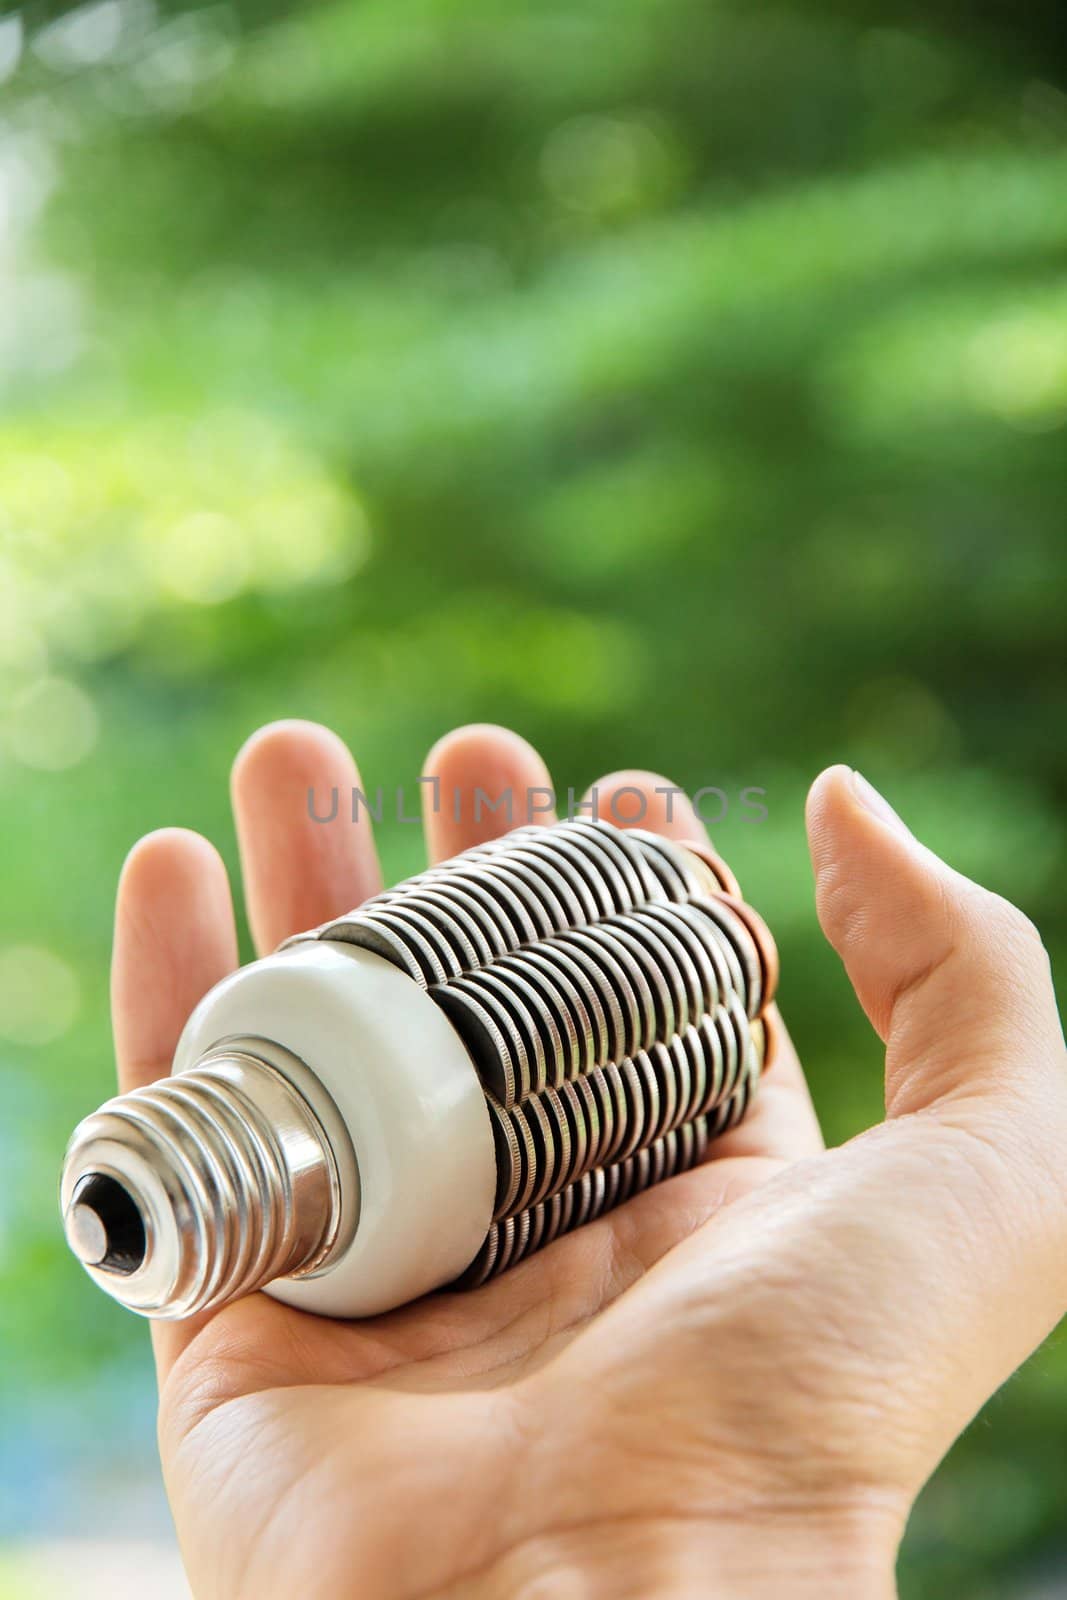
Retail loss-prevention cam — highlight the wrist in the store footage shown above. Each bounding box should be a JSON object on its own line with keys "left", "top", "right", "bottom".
{"left": 651, "top": 1506, "right": 901, "bottom": 1599}
{"left": 471, "top": 1504, "right": 902, "bottom": 1600}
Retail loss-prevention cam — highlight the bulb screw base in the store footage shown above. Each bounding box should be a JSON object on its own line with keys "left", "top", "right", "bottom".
{"left": 60, "top": 1046, "right": 347, "bottom": 1319}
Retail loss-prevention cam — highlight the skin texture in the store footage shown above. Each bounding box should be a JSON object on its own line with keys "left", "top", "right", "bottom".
{"left": 110, "top": 723, "right": 1067, "bottom": 1599}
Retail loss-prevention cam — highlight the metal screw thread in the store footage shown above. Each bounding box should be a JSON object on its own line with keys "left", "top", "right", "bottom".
{"left": 61, "top": 1050, "right": 342, "bottom": 1320}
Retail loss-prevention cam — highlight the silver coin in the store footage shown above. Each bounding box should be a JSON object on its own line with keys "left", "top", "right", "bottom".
{"left": 499, "top": 946, "right": 592, "bottom": 1082}
{"left": 331, "top": 914, "right": 430, "bottom": 987}
{"left": 671, "top": 1121, "right": 692, "bottom": 1174}
{"left": 553, "top": 821, "right": 640, "bottom": 915}
{"left": 658, "top": 1127, "right": 679, "bottom": 1182}
{"left": 537, "top": 1083, "right": 575, "bottom": 1194}
{"left": 575, "top": 1164, "right": 601, "bottom": 1222}
{"left": 491, "top": 1215, "right": 519, "bottom": 1277}
{"left": 507, "top": 834, "right": 603, "bottom": 925}
{"left": 646, "top": 1041, "right": 678, "bottom": 1145}
{"left": 570, "top": 1070, "right": 603, "bottom": 1183}
{"left": 359, "top": 904, "right": 457, "bottom": 982}
{"left": 553, "top": 1078, "right": 591, "bottom": 1189}
{"left": 519, "top": 1089, "right": 559, "bottom": 1210}
{"left": 400, "top": 883, "right": 497, "bottom": 967}
{"left": 614, "top": 1149, "right": 637, "bottom": 1207}
{"left": 554, "top": 1181, "right": 576, "bottom": 1241}
{"left": 560, "top": 925, "right": 648, "bottom": 1061}
{"left": 431, "top": 979, "right": 521, "bottom": 1104}
{"left": 589, "top": 1062, "right": 627, "bottom": 1169}
{"left": 470, "top": 858, "right": 548, "bottom": 944}
{"left": 600, "top": 1157, "right": 623, "bottom": 1212}
{"left": 715, "top": 1070, "right": 752, "bottom": 1136}
{"left": 631, "top": 1050, "right": 662, "bottom": 1158}
{"left": 585, "top": 1164, "right": 608, "bottom": 1228}
{"left": 508, "top": 1100, "right": 541, "bottom": 1214}
{"left": 484, "top": 851, "right": 568, "bottom": 937}
{"left": 692, "top": 895, "right": 762, "bottom": 1018}
{"left": 625, "top": 828, "right": 693, "bottom": 902}
{"left": 612, "top": 1056, "right": 649, "bottom": 1163}
{"left": 722, "top": 994, "right": 749, "bottom": 1099}
{"left": 495, "top": 844, "right": 586, "bottom": 931}
{"left": 460, "top": 971, "right": 540, "bottom": 1102}
{"left": 564, "top": 818, "right": 648, "bottom": 909}
{"left": 629, "top": 1145, "right": 652, "bottom": 1198}
{"left": 568, "top": 1171, "right": 592, "bottom": 1233}
{"left": 583, "top": 1065, "right": 616, "bottom": 1173}
{"left": 669, "top": 902, "right": 736, "bottom": 1011}
{"left": 661, "top": 1036, "right": 692, "bottom": 1139}
{"left": 492, "top": 953, "right": 576, "bottom": 1087}
{"left": 465, "top": 966, "right": 546, "bottom": 1098}
{"left": 703, "top": 1008, "right": 731, "bottom": 1115}
{"left": 544, "top": 932, "right": 622, "bottom": 1068}
{"left": 438, "top": 878, "right": 513, "bottom": 958}
{"left": 527, "top": 829, "right": 617, "bottom": 920}
{"left": 476, "top": 822, "right": 544, "bottom": 857}
{"left": 679, "top": 1021, "right": 711, "bottom": 1122}
{"left": 506, "top": 1207, "right": 534, "bottom": 1272}
{"left": 702, "top": 1009, "right": 729, "bottom": 1109}
{"left": 704, "top": 1096, "right": 729, "bottom": 1138}
{"left": 688, "top": 898, "right": 748, "bottom": 1005}
{"left": 575, "top": 1171, "right": 601, "bottom": 1228}
{"left": 391, "top": 889, "right": 484, "bottom": 971}
{"left": 725, "top": 990, "right": 754, "bottom": 1096}
{"left": 686, "top": 1116, "right": 708, "bottom": 1167}
{"left": 383, "top": 900, "right": 467, "bottom": 977}
{"left": 457, "top": 1223, "right": 499, "bottom": 1290}
{"left": 604, "top": 914, "right": 685, "bottom": 1040}
{"left": 634, "top": 910, "right": 705, "bottom": 1029}
{"left": 529, "top": 938, "right": 612, "bottom": 1072}
{"left": 538, "top": 1190, "right": 564, "bottom": 1252}
{"left": 487, "top": 1096, "right": 523, "bottom": 1220}
{"left": 415, "top": 863, "right": 530, "bottom": 952}
{"left": 337, "top": 915, "right": 441, "bottom": 985}
{"left": 524, "top": 1196, "right": 548, "bottom": 1258}
{"left": 709, "top": 1004, "right": 739, "bottom": 1103}
{"left": 674, "top": 1121, "right": 697, "bottom": 1175}
{"left": 638, "top": 901, "right": 721, "bottom": 1015}
{"left": 735, "top": 1064, "right": 757, "bottom": 1125}
{"left": 593, "top": 818, "right": 665, "bottom": 903}
{"left": 707, "top": 1070, "right": 747, "bottom": 1137}
{"left": 585, "top": 1164, "right": 608, "bottom": 1227}
{"left": 572, "top": 812, "right": 655, "bottom": 915}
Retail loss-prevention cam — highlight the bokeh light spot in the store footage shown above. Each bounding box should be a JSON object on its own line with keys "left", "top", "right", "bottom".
{"left": 0, "top": 13, "right": 23, "bottom": 83}
{"left": 967, "top": 314, "right": 1067, "bottom": 429}
{"left": 7, "top": 676, "right": 99, "bottom": 771}
{"left": 0, "top": 945, "right": 81, "bottom": 1045}
{"left": 540, "top": 113, "right": 683, "bottom": 220}
{"left": 846, "top": 676, "right": 961, "bottom": 772}
{"left": 33, "top": 0, "right": 125, "bottom": 70}
{"left": 159, "top": 511, "right": 250, "bottom": 605}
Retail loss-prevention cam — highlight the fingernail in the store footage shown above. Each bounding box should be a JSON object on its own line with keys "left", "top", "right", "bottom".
{"left": 850, "top": 771, "right": 912, "bottom": 838}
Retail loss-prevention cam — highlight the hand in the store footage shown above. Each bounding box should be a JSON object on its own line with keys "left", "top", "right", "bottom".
{"left": 111, "top": 723, "right": 1067, "bottom": 1599}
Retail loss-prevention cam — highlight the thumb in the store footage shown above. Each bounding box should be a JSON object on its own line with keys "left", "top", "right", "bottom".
{"left": 806, "top": 765, "right": 1065, "bottom": 1120}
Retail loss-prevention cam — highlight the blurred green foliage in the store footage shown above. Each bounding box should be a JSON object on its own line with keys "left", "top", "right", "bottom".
{"left": 1, "top": 1, "right": 1065, "bottom": 1592}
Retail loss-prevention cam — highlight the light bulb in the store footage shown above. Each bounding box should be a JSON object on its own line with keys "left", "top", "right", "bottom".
{"left": 60, "top": 819, "right": 778, "bottom": 1320}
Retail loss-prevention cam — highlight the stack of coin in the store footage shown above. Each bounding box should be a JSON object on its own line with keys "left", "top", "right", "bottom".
{"left": 303, "top": 819, "right": 778, "bottom": 1289}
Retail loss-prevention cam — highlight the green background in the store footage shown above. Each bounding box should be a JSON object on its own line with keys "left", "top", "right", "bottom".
{"left": 1, "top": 1, "right": 1065, "bottom": 1593}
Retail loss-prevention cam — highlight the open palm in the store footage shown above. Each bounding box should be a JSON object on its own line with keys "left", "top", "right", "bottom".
{"left": 112, "top": 722, "right": 1067, "bottom": 1599}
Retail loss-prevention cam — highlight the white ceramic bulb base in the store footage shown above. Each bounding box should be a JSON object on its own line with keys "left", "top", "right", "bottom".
{"left": 173, "top": 940, "right": 496, "bottom": 1317}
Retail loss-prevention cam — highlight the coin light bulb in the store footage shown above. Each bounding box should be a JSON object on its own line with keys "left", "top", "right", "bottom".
{"left": 60, "top": 819, "right": 779, "bottom": 1320}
